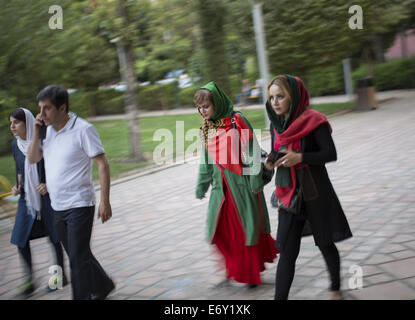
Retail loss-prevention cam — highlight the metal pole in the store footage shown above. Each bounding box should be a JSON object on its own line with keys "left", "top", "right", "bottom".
{"left": 342, "top": 58, "right": 353, "bottom": 99}
{"left": 251, "top": 1, "right": 270, "bottom": 129}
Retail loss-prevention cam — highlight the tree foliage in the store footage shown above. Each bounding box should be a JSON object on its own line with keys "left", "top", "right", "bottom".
{"left": 195, "top": 0, "right": 231, "bottom": 94}
{"left": 1, "top": 0, "right": 414, "bottom": 120}
{"left": 0, "top": 0, "right": 118, "bottom": 108}
{"left": 262, "top": 0, "right": 412, "bottom": 79}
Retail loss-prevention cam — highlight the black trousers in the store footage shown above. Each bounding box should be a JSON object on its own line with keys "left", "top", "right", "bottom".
{"left": 54, "top": 206, "right": 113, "bottom": 300}
{"left": 274, "top": 217, "right": 341, "bottom": 300}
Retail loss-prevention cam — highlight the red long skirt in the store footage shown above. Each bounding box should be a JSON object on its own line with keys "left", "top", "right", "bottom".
{"left": 212, "top": 179, "right": 279, "bottom": 285}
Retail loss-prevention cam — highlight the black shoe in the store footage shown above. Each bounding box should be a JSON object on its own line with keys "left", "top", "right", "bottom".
{"left": 247, "top": 284, "right": 258, "bottom": 289}
{"left": 214, "top": 279, "right": 230, "bottom": 288}
{"left": 90, "top": 279, "right": 115, "bottom": 300}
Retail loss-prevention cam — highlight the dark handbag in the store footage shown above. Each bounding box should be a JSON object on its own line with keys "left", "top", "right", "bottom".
{"left": 276, "top": 188, "right": 303, "bottom": 214}
{"left": 271, "top": 166, "right": 304, "bottom": 215}
{"left": 30, "top": 218, "right": 47, "bottom": 240}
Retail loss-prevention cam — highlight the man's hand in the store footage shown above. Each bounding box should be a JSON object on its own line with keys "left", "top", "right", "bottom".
{"left": 27, "top": 114, "right": 43, "bottom": 164}
{"left": 34, "top": 114, "right": 44, "bottom": 136}
{"left": 92, "top": 154, "right": 112, "bottom": 224}
{"left": 98, "top": 200, "right": 112, "bottom": 223}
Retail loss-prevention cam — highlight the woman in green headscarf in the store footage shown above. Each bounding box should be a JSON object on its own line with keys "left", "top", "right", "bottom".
{"left": 195, "top": 81, "right": 278, "bottom": 287}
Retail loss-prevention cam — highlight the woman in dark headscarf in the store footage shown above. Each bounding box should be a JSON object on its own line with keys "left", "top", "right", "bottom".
{"left": 264, "top": 75, "right": 352, "bottom": 300}
{"left": 195, "top": 81, "right": 279, "bottom": 287}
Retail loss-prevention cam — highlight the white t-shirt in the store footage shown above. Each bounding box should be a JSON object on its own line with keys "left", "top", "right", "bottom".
{"left": 42, "top": 112, "right": 105, "bottom": 211}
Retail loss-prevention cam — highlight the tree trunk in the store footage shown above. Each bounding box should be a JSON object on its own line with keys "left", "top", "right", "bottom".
{"left": 400, "top": 31, "right": 408, "bottom": 58}
{"left": 196, "top": 0, "right": 231, "bottom": 95}
{"left": 117, "top": 0, "right": 145, "bottom": 161}
{"left": 362, "top": 45, "right": 374, "bottom": 78}
{"left": 371, "top": 35, "right": 385, "bottom": 63}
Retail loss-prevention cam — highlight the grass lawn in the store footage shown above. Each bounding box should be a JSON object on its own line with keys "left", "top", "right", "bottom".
{"left": 312, "top": 102, "right": 355, "bottom": 115}
{"left": 0, "top": 155, "right": 15, "bottom": 192}
{"left": 0, "top": 101, "right": 354, "bottom": 186}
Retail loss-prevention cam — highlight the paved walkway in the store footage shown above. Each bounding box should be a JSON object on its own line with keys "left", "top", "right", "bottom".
{"left": 1, "top": 90, "right": 415, "bottom": 300}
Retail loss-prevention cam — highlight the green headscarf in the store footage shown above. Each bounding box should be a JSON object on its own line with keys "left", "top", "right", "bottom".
{"left": 199, "top": 81, "right": 235, "bottom": 145}
{"left": 201, "top": 81, "right": 235, "bottom": 121}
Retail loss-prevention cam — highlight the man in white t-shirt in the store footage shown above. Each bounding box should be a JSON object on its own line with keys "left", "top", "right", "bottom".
{"left": 28, "top": 85, "right": 115, "bottom": 300}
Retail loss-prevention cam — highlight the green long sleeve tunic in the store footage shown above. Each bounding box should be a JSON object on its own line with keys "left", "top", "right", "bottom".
{"left": 196, "top": 112, "right": 272, "bottom": 246}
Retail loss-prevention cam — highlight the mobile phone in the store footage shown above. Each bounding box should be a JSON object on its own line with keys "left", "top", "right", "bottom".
{"left": 266, "top": 150, "right": 286, "bottom": 165}
{"left": 39, "top": 120, "right": 47, "bottom": 140}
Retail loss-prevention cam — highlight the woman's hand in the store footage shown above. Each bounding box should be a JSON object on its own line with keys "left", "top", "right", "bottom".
{"left": 275, "top": 150, "right": 303, "bottom": 168}
{"left": 264, "top": 156, "right": 275, "bottom": 171}
{"left": 12, "top": 185, "right": 21, "bottom": 196}
{"left": 36, "top": 183, "right": 48, "bottom": 196}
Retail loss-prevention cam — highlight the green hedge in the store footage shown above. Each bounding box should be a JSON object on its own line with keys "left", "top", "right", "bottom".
{"left": 366, "top": 57, "right": 415, "bottom": 90}
{"left": 178, "top": 85, "right": 200, "bottom": 107}
{"left": 72, "top": 77, "right": 274, "bottom": 117}
{"left": 69, "top": 90, "right": 96, "bottom": 118}
{"left": 70, "top": 82, "right": 197, "bottom": 116}
{"left": 0, "top": 83, "right": 201, "bottom": 155}
{"left": 307, "top": 57, "right": 415, "bottom": 96}
{"left": 138, "top": 82, "right": 177, "bottom": 110}
{"left": 351, "top": 57, "right": 415, "bottom": 91}
{"left": 306, "top": 64, "right": 345, "bottom": 97}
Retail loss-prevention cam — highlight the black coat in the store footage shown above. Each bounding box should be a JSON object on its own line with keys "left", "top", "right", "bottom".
{"left": 271, "top": 123, "right": 353, "bottom": 249}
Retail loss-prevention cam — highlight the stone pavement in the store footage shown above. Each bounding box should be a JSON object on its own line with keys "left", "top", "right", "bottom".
{"left": 1, "top": 90, "right": 415, "bottom": 300}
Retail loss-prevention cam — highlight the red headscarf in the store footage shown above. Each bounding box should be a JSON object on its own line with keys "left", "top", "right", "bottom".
{"left": 267, "top": 75, "right": 331, "bottom": 207}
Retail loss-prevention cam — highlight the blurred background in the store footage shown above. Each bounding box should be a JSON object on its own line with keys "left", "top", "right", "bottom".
{"left": 1, "top": 0, "right": 415, "bottom": 179}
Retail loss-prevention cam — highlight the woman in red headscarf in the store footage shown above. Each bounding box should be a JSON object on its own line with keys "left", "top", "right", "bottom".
{"left": 264, "top": 75, "right": 352, "bottom": 300}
